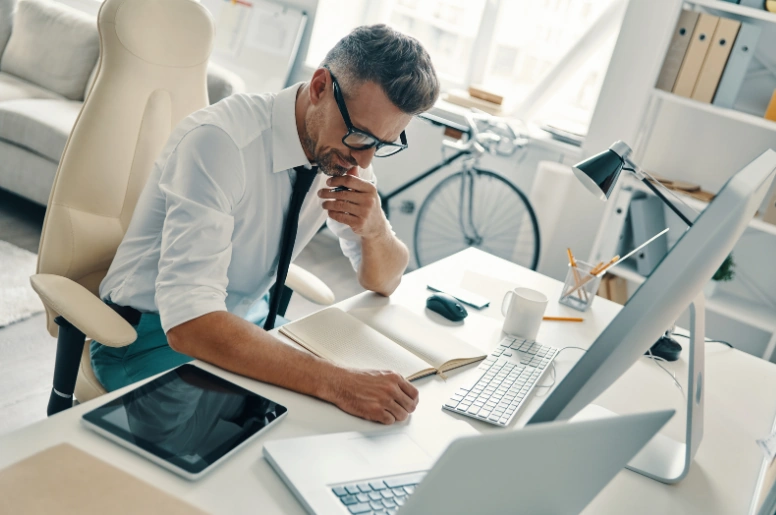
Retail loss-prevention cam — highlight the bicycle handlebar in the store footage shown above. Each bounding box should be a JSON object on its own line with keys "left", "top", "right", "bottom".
{"left": 417, "top": 110, "right": 527, "bottom": 158}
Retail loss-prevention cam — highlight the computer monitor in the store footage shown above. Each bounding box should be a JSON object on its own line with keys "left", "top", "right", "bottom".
{"left": 529, "top": 149, "right": 776, "bottom": 425}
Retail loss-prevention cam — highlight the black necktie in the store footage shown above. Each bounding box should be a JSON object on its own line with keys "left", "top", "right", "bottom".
{"left": 264, "top": 165, "right": 318, "bottom": 330}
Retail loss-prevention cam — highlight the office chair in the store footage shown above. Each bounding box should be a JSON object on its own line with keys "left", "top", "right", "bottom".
{"left": 30, "top": 0, "right": 334, "bottom": 416}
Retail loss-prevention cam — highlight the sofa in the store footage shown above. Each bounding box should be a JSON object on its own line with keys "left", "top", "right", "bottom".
{"left": 0, "top": 0, "right": 244, "bottom": 206}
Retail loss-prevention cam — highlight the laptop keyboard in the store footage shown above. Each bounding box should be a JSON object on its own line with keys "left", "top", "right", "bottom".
{"left": 332, "top": 471, "right": 425, "bottom": 514}
{"left": 442, "top": 337, "right": 558, "bottom": 426}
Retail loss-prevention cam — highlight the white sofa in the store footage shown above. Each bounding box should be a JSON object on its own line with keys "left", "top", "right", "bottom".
{"left": 0, "top": 0, "right": 244, "bottom": 206}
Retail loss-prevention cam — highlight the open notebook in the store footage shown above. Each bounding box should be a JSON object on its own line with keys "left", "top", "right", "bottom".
{"left": 279, "top": 305, "right": 486, "bottom": 381}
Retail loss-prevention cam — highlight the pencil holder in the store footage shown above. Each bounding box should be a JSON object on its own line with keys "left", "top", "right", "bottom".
{"left": 559, "top": 260, "right": 601, "bottom": 312}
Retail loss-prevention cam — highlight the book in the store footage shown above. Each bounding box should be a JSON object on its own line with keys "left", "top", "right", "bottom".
{"left": 0, "top": 444, "right": 205, "bottom": 514}
{"left": 673, "top": 13, "right": 719, "bottom": 98}
{"left": 656, "top": 10, "right": 700, "bottom": 92}
{"left": 692, "top": 17, "right": 741, "bottom": 103}
{"left": 765, "top": 88, "right": 776, "bottom": 122}
{"left": 713, "top": 22, "right": 761, "bottom": 108}
{"left": 443, "top": 89, "right": 503, "bottom": 116}
{"left": 279, "top": 305, "right": 486, "bottom": 380}
{"left": 629, "top": 192, "right": 669, "bottom": 276}
{"left": 468, "top": 84, "right": 503, "bottom": 105}
{"left": 597, "top": 275, "right": 629, "bottom": 305}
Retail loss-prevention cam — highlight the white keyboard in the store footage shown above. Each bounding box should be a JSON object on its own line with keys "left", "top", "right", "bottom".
{"left": 442, "top": 337, "right": 558, "bottom": 427}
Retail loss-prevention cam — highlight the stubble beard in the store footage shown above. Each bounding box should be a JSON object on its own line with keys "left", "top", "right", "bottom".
{"left": 302, "top": 110, "right": 356, "bottom": 177}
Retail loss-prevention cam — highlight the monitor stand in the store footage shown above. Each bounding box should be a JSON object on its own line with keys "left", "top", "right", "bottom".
{"left": 574, "top": 294, "right": 705, "bottom": 484}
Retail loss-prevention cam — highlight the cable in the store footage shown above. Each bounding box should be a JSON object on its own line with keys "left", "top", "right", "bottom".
{"left": 535, "top": 346, "right": 587, "bottom": 394}
{"left": 534, "top": 345, "right": 686, "bottom": 401}
{"left": 672, "top": 333, "right": 734, "bottom": 348}
{"left": 645, "top": 348, "right": 685, "bottom": 399}
{"left": 535, "top": 364, "right": 556, "bottom": 396}
{"left": 556, "top": 346, "right": 588, "bottom": 357}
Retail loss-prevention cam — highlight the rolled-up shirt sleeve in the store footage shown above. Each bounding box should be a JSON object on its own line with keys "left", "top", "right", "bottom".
{"left": 155, "top": 124, "right": 245, "bottom": 333}
{"left": 326, "top": 165, "right": 395, "bottom": 271}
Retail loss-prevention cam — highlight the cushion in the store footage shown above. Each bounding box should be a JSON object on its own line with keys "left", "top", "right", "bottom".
{"left": 0, "top": 0, "right": 14, "bottom": 59}
{"left": 0, "top": 70, "right": 63, "bottom": 102}
{"left": 207, "top": 62, "right": 245, "bottom": 104}
{"left": 0, "top": 0, "right": 99, "bottom": 101}
{"left": 0, "top": 98, "right": 81, "bottom": 162}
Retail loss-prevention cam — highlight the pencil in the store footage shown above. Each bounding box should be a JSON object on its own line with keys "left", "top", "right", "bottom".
{"left": 594, "top": 255, "right": 620, "bottom": 276}
{"left": 567, "top": 248, "right": 588, "bottom": 302}
{"left": 543, "top": 316, "right": 584, "bottom": 322}
{"left": 564, "top": 255, "right": 620, "bottom": 298}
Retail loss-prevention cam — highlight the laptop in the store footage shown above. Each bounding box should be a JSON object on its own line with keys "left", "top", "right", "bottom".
{"left": 264, "top": 410, "right": 673, "bottom": 514}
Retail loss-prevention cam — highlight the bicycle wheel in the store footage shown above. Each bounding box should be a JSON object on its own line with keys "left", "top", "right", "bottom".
{"left": 413, "top": 168, "right": 540, "bottom": 270}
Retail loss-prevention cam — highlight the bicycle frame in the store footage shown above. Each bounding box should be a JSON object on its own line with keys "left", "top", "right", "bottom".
{"left": 379, "top": 149, "right": 468, "bottom": 218}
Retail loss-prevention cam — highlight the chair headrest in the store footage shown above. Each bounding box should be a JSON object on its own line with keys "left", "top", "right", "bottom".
{"left": 106, "top": 0, "right": 214, "bottom": 67}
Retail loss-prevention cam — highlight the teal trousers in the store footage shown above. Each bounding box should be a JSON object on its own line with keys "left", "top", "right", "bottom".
{"left": 91, "top": 295, "right": 288, "bottom": 391}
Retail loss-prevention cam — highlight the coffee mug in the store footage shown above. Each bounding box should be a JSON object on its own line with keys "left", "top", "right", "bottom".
{"left": 501, "top": 287, "right": 548, "bottom": 340}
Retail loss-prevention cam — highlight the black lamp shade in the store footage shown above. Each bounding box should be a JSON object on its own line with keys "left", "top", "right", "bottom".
{"left": 572, "top": 149, "right": 624, "bottom": 201}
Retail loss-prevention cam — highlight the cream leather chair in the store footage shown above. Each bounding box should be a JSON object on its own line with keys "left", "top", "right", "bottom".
{"left": 30, "top": 0, "right": 334, "bottom": 416}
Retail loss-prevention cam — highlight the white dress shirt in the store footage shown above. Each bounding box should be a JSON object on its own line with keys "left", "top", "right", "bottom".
{"left": 100, "top": 83, "right": 378, "bottom": 333}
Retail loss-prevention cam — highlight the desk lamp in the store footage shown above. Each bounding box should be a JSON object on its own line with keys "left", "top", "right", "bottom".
{"left": 572, "top": 140, "right": 695, "bottom": 360}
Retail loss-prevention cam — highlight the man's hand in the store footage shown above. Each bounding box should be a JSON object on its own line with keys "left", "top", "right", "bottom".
{"left": 318, "top": 168, "right": 389, "bottom": 240}
{"left": 324, "top": 368, "right": 420, "bottom": 424}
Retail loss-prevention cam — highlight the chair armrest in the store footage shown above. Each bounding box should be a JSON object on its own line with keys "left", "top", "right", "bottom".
{"left": 286, "top": 264, "right": 336, "bottom": 305}
{"left": 30, "top": 274, "right": 137, "bottom": 347}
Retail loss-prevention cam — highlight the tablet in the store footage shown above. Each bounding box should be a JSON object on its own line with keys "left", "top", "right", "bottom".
{"left": 82, "top": 364, "right": 288, "bottom": 480}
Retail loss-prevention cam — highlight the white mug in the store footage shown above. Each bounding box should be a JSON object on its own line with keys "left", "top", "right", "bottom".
{"left": 501, "top": 287, "right": 548, "bottom": 340}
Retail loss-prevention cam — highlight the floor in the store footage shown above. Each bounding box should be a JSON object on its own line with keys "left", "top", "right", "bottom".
{"left": 0, "top": 188, "right": 363, "bottom": 437}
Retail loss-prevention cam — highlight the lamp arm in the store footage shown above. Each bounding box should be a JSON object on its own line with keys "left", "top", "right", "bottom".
{"left": 641, "top": 177, "right": 694, "bottom": 227}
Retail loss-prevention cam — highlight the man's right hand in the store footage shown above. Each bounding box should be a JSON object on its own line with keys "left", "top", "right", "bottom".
{"left": 324, "top": 369, "right": 419, "bottom": 424}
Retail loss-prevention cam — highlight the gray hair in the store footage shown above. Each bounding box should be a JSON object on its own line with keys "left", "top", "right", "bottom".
{"left": 321, "top": 24, "right": 440, "bottom": 115}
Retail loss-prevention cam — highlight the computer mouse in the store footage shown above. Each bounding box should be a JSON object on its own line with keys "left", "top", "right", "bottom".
{"left": 426, "top": 293, "right": 468, "bottom": 322}
{"left": 645, "top": 335, "right": 682, "bottom": 362}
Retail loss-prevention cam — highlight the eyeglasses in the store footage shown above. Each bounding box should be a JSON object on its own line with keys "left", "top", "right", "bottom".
{"left": 324, "top": 66, "right": 408, "bottom": 158}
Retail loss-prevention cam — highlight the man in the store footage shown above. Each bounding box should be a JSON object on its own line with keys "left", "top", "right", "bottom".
{"left": 92, "top": 24, "right": 440, "bottom": 425}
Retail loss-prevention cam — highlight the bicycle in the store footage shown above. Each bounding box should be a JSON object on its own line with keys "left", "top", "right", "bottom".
{"left": 379, "top": 112, "right": 541, "bottom": 270}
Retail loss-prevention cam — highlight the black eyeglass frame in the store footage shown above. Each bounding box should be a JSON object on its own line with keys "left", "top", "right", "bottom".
{"left": 324, "top": 66, "right": 408, "bottom": 158}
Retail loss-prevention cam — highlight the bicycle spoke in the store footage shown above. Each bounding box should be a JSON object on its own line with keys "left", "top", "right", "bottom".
{"left": 415, "top": 169, "right": 539, "bottom": 270}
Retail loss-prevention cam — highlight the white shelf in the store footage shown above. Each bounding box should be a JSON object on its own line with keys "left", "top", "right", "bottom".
{"left": 607, "top": 260, "right": 646, "bottom": 285}
{"left": 606, "top": 261, "right": 776, "bottom": 332}
{"left": 625, "top": 174, "right": 776, "bottom": 237}
{"left": 705, "top": 291, "right": 776, "bottom": 332}
{"left": 687, "top": 0, "right": 776, "bottom": 24}
{"left": 652, "top": 90, "right": 776, "bottom": 133}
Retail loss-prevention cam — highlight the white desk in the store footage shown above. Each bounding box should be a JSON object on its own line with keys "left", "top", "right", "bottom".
{"left": 2, "top": 248, "right": 775, "bottom": 514}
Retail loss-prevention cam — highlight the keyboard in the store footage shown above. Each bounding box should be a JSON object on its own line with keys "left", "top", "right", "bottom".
{"left": 442, "top": 337, "right": 558, "bottom": 426}
{"left": 332, "top": 471, "right": 425, "bottom": 514}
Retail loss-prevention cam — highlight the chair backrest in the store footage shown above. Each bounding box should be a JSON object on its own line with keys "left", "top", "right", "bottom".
{"left": 36, "top": 0, "right": 214, "bottom": 336}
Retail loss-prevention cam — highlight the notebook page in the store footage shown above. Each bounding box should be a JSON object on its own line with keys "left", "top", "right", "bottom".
{"left": 349, "top": 305, "right": 485, "bottom": 370}
{"left": 279, "top": 307, "right": 432, "bottom": 380}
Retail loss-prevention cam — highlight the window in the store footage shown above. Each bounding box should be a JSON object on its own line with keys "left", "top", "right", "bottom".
{"left": 479, "top": 0, "right": 620, "bottom": 130}
{"left": 305, "top": 0, "right": 623, "bottom": 132}
{"left": 305, "top": 0, "right": 487, "bottom": 86}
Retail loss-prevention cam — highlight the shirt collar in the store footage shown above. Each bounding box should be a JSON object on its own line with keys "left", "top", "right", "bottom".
{"left": 272, "top": 82, "right": 312, "bottom": 174}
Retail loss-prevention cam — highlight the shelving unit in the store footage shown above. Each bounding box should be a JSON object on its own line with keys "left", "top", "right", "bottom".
{"left": 687, "top": 0, "right": 776, "bottom": 24}
{"left": 585, "top": 0, "right": 776, "bottom": 363}
{"left": 652, "top": 89, "right": 776, "bottom": 132}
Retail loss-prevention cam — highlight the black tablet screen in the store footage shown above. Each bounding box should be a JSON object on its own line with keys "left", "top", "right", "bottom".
{"left": 83, "top": 364, "right": 287, "bottom": 474}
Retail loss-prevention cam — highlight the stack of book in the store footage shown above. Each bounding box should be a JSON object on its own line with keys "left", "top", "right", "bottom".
{"left": 444, "top": 85, "right": 504, "bottom": 116}
{"left": 656, "top": 8, "right": 762, "bottom": 108}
